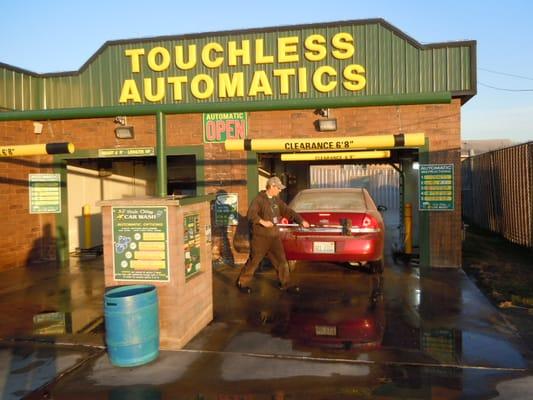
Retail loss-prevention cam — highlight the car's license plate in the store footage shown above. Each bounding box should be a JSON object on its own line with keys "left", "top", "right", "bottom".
{"left": 313, "top": 241, "right": 335, "bottom": 253}
{"left": 315, "top": 325, "right": 337, "bottom": 336}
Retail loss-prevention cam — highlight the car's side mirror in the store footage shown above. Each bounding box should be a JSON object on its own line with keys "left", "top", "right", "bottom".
{"left": 377, "top": 205, "right": 387, "bottom": 212}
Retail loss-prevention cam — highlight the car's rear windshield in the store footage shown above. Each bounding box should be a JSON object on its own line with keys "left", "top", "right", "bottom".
{"left": 291, "top": 191, "right": 366, "bottom": 211}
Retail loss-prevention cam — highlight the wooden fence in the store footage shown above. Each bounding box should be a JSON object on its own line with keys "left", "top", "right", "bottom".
{"left": 461, "top": 142, "right": 533, "bottom": 247}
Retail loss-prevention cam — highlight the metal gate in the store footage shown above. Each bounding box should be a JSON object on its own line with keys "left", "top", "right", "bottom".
{"left": 310, "top": 164, "right": 400, "bottom": 227}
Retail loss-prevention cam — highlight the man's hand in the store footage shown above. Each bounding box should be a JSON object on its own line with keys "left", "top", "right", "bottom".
{"left": 260, "top": 219, "right": 274, "bottom": 228}
{"left": 301, "top": 220, "right": 310, "bottom": 228}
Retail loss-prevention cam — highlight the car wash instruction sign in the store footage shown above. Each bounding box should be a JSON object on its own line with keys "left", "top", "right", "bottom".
{"left": 184, "top": 213, "right": 201, "bottom": 278}
{"left": 214, "top": 193, "right": 239, "bottom": 226}
{"left": 112, "top": 206, "right": 169, "bottom": 281}
{"left": 29, "top": 174, "right": 61, "bottom": 214}
{"left": 419, "top": 164, "right": 454, "bottom": 211}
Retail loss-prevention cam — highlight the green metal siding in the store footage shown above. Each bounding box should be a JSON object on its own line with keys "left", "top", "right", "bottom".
{"left": 0, "top": 66, "right": 41, "bottom": 110}
{"left": 0, "top": 19, "right": 476, "bottom": 111}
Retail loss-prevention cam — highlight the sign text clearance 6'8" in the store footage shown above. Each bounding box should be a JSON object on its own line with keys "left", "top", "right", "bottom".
{"left": 224, "top": 133, "right": 425, "bottom": 152}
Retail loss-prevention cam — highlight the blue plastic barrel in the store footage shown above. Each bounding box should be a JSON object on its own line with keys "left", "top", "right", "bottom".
{"left": 104, "top": 284, "right": 159, "bottom": 367}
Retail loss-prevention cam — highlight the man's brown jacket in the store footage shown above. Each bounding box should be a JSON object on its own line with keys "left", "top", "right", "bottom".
{"left": 247, "top": 190, "right": 303, "bottom": 238}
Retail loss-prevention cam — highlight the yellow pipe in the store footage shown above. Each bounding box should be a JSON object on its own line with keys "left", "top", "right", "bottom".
{"left": 404, "top": 203, "right": 412, "bottom": 254}
{"left": 0, "top": 142, "right": 75, "bottom": 157}
{"left": 225, "top": 133, "right": 424, "bottom": 152}
{"left": 83, "top": 204, "right": 91, "bottom": 250}
{"left": 281, "top": 150, "right": 391, "bottom": 161}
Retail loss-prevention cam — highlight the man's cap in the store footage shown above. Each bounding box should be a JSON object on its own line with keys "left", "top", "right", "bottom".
{"left": 266, "top": 176, "right": 286, "bottom": 190}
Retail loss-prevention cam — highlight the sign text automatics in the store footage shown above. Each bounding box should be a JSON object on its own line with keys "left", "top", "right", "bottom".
{"left": 119, "top": 32, "right": 366, "bottom": 103}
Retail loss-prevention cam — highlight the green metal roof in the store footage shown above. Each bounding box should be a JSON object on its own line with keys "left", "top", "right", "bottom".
{"left": 0, "top": 19, "right": 476, "bottom": 112}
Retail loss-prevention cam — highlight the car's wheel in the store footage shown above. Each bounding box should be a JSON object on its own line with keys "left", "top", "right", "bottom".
{"left": 369, "top": 260, "right": 384, "bottom": 274}
{"left": 288, "top": 260, "right": 297, "bottom": 273}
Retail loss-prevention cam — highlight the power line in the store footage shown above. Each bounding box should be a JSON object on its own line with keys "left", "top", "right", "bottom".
{"left": 478, "top": 67, "right": 533, "bottom": 81}
{"left": 478, "top": 82, "right": 533, "bottom": 92}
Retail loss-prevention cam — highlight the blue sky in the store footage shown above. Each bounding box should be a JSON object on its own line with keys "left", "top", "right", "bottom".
{"left": 1, "top": 0, "right": 532, "bottom": 143}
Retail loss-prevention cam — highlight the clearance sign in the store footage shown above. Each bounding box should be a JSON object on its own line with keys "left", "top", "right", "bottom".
{"left": 119, "top": 31, "right": 366, "bottom": 104}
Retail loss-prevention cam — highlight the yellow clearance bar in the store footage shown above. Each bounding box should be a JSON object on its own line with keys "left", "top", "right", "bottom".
{"left": 0, "top": 142, "right": 75, "bottom": 157}
{"left": 281, "top": 150, "right": 391, "bottom": 161}
{"left": 225, "top": 133, "right": 424, "bottom": 152}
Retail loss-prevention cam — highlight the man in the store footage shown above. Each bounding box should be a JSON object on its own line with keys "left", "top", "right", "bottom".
{"left": 236, "top": 176, "right": 310, "bottom": 294}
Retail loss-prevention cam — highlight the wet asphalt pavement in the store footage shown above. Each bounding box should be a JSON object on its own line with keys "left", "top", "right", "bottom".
{"left": 0, "top": 252, "right": 532, "bottom": 399}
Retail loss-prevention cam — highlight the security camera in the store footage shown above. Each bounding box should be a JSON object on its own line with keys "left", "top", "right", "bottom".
{"left": 113, "top": 116, "right": 127, "bottom": 125}
{"left": 314, "top": 108, "right": 329, "bottom": 118}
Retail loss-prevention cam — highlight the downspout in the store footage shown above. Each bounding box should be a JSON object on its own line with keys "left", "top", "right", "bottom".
{"left": 156, "top": 112, "right": 167, "bottom": 197}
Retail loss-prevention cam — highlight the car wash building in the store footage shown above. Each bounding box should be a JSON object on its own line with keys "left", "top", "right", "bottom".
{"left": 0, "top": 19, "right": 476, "bottom": 271}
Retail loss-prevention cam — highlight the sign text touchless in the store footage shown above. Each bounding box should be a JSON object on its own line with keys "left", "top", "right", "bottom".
{"left": 119, "top": 32, "right": 366, "bottom": 103}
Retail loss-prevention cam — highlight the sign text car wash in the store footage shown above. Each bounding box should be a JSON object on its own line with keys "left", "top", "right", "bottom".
{"left": 119, "top": 32, "right": 366, "bottom": 103}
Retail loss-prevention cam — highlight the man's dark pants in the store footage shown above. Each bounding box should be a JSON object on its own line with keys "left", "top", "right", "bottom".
{"left": 238, "top": 233, "right": 290, "bottom": 288}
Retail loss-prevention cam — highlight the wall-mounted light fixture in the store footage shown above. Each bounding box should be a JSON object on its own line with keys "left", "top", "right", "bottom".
{"left": 113, "top": 116, "right": 134, "bottom": 139}
{"left": 316, "top": 118, "right": 338, "bottom": 132}
{"left": 314, "top": 108, "right": 337, "bottom": 132}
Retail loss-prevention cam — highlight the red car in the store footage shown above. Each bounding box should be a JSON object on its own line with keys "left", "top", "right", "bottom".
{"left": 280, "top": 188, "right": 386, "bottom": 273}
{"left": 286, "top": 277, "right": 385, "bottom": 350}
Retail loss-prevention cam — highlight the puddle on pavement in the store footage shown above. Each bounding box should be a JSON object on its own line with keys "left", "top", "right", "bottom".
{"left": 32, "top": 310, "right": 103, "bottom": 336}
{"left": 18, "top": 260, "right": 532, "bottom": 400}
{"left": 209, "top": 262, "right": 529, "bottom": 371}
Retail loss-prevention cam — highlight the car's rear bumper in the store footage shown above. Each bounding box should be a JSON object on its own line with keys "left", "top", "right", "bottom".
{"left": 287, "top": 317, "right": 384, "bottom": 349}
{"left": 282, "top": 234, "right": 383, "bottom": 262}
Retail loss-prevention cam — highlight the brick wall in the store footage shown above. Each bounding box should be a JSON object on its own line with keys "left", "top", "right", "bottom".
{"left": 101, "top": 199, "right": 213, "bottom": 350}
{"left": 0, "top": 120, "right": 57, "bottom": 270}
{"left": 203, "top": 100, "right": 463, "bottom": 267}
{"left": 0, "top": 99, "right": 462, "bottom": 270}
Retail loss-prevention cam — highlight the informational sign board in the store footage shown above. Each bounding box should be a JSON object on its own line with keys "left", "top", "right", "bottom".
{"left": 184, "top": 213, "right": 201, "bottom": 278}
{"left": 112, "top": 206, "right": 169, "bottom": 281}
{"left": 419, "top": 164, "right": 454, "bottom": 211}
{"left": 203, "top": 112, "right": 247, "bottom": 143}
{"left": 29, "top": 174, "right": 61, "bottom": 214}
{"left": 98, "top": 147, "right": 154, "bottom": 157}
{"left": 214, "top": 193, "right": 239, "bottom": 226}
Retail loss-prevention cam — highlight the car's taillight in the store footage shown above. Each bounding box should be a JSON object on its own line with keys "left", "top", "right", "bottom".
{"left": 345, "top": 318, "right": 375, "bottom": 331}
{"left": 362, "top": 319, "right": 373, "bottom": 329}
{"left": 362, "top": 215, "right": 378, "bottom": 229}
{"left": 351, "top": 214, "right": 380, "bottom": 233}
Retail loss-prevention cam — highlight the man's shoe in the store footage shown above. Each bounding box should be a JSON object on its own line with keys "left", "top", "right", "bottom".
{"left": 279, "top": 284, "right": 300, "bottom": 294}
{"left": 236, "top": 281, "right": 252, "bottom": 294}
